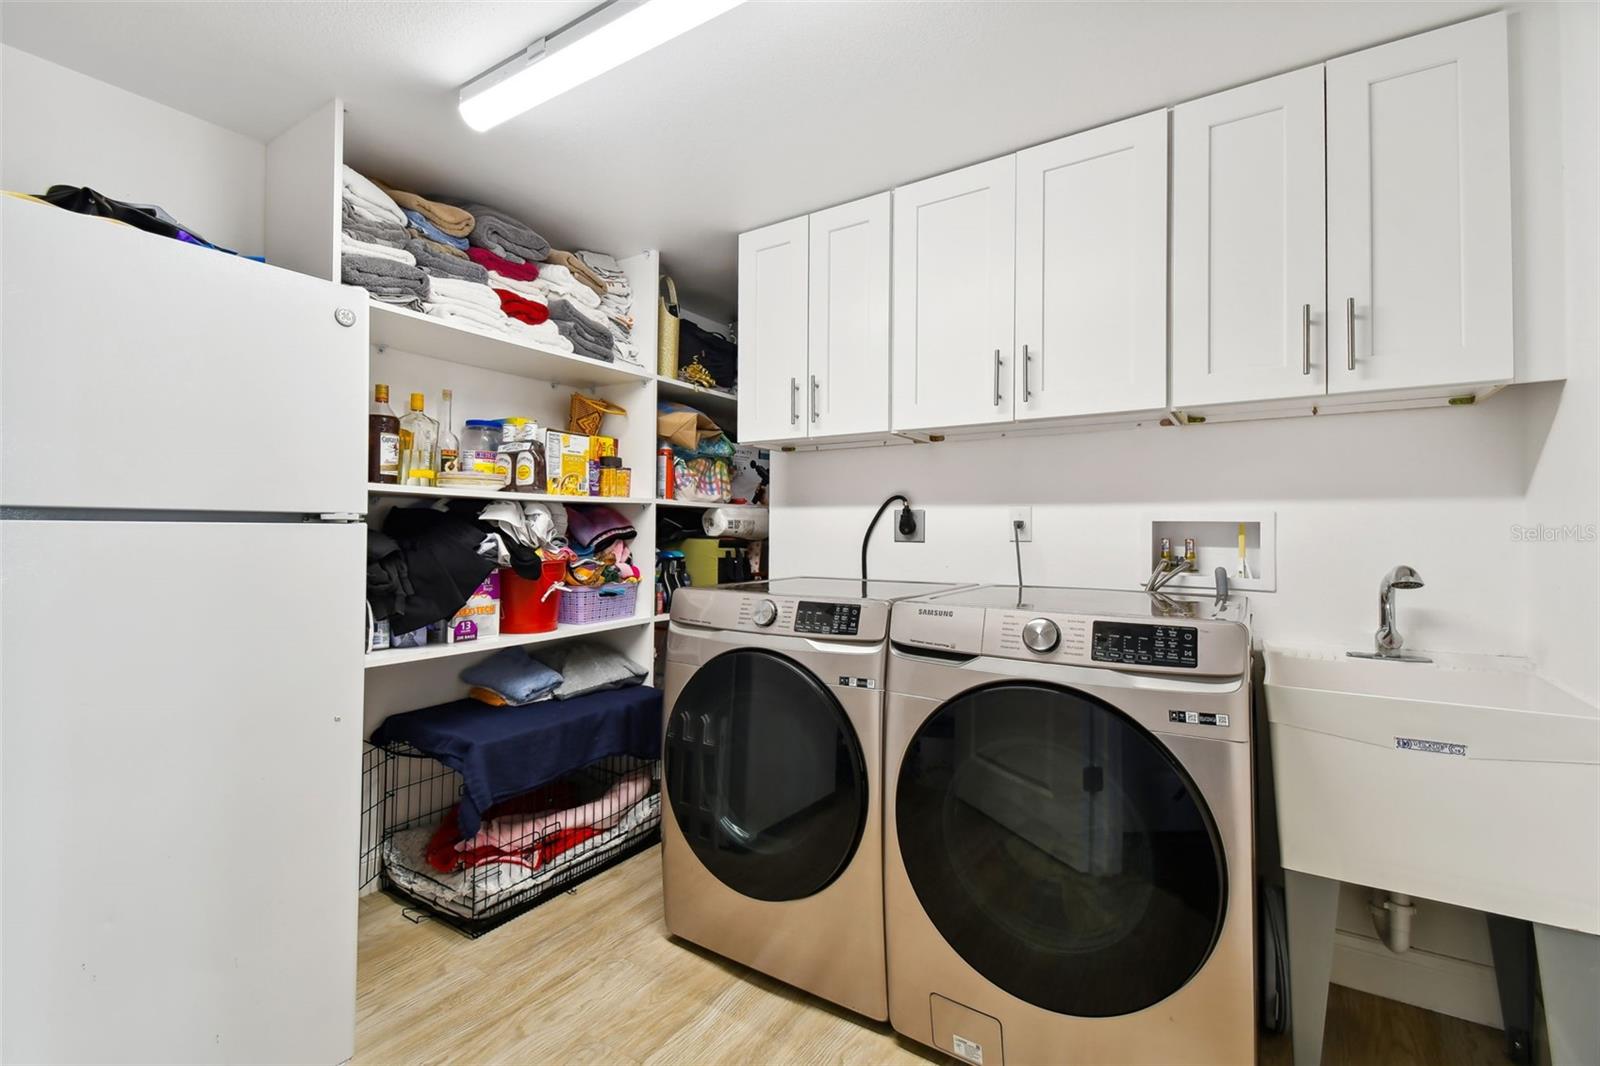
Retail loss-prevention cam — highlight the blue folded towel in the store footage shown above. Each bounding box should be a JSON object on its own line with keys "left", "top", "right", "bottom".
{"left": 404, "top": 209, "right": 469, "bottom": 251}
{"left": 460, "top": 647, "right": 564, "bottom": 705}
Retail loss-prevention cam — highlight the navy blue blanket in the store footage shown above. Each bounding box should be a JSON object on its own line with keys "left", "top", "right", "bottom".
{"left": 371, "top": 685, "right": 662, "bottom": 837}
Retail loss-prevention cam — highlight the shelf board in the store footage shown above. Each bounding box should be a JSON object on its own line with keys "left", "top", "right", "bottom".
{"left": 364, "top": 615, "right": 653, "bottom": 669}
{"left": 654, "top": 612, "right": 671, "bottom": 623}
{"left": 369, "top": 302, "right": 652, "bottom": 387}
{"left": 369, "top": 483, "right": 654, "bottom": 505}
{"left": 656, "top": 375, "right": 738, "bottom": 416}
{"left": 655, "top": 498, "right": 766, "bottom": 511}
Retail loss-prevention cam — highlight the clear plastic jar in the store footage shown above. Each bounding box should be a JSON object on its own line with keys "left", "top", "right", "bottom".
{"left": 461, "top": 420, "right": 504, "bottom": 481}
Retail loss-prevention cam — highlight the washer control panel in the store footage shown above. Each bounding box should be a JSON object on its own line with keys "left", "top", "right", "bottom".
{"left": 794, "top": 600, "right": 861, "bottom": 636}
{"left": 1091, "top": 621, "right": 1198, "bottom": 669}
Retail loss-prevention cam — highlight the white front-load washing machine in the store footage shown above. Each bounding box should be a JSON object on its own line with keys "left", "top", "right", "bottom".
{"left": 660, "top": 577, "right": 972, "bottom": 1020}
{"left": 884, "top": 585, "right": 1255, "bottom": 1065}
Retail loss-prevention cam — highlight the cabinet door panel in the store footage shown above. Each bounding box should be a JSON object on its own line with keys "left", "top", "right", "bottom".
{"left": 892, "top": 156, "right": 1016, "bottom": 432}
{"left": 737, "top": 216, "right": 810, "bottom": 443}
{"left": 1327, "top": 12, "right": 1511, "bottom": 393}
{"left": 1016, "top": 110, "right": 1168, "bottom": 419}
{"left": 1171, "top": 66, "right": 1327, "bottom": 407}
{"left": 808, "top": 193, "right": 891, "bottom": 438}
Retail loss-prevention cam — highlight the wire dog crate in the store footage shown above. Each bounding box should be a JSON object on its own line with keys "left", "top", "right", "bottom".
{"left": 363, "top": 741, "right": 661, "bottom": 937}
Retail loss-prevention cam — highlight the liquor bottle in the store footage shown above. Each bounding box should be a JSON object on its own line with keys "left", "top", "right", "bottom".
{"left": 438, "top": 389, "right": 460, "bottom": 473}
{"left": 368, "top": 384, "right": 400, "bottom": 484}
{"left": 397, "top": 392, "right": 439, "bottom": 486}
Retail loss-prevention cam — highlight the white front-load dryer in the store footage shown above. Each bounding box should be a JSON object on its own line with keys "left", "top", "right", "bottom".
{"left": 660, "top": 577, "right": 972, "bottom": 1020}
{"left": 884, "top": 585, "right": 1256, "bottom": 1066}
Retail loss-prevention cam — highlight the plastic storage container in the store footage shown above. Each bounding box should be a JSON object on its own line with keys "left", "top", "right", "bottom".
{"left": 558, "top": 583, "right": 639, "bottom": 625}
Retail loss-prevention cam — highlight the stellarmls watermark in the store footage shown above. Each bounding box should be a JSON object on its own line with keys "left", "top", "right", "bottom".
{"left": 1510, "top": 523, "right": 1598, "bottom": 543}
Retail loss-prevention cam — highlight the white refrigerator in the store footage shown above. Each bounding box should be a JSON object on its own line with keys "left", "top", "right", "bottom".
{"left": 1, "top": 197, "right": 366, "bottom": 1063}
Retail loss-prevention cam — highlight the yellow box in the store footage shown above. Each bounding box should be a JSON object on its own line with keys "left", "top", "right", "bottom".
{"left": 544, "top": 430, "right": 591, "bottom": 495}
{"left": 588, "top": 435, "right": 617, "bottom": 461}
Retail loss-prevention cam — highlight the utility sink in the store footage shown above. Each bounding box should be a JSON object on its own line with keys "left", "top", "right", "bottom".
{"left": 1264, "top": 645, "right": 1600, "bottom": 933}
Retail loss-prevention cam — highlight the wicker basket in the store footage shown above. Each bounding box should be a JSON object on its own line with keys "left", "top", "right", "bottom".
{"left": 558, "top": 583, "right": 640, "bottom": 625}
{"left": 658, "top": 274, "right": 680, "bottom": 379}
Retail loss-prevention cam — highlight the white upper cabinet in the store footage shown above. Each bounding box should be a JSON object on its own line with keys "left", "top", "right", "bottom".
{"left": 1326, "top": 12, "right": 1512, "bottom": 394}
{"left": 891, "top": 155, "right": 1017, "bottom": 432}
{"left": 1016, "top": 110, "right": 1169, "bottom": 419}
{"left": 808, "top": 193, "right": 891, "bottom": 438}
{"left": 1171, "top": 67, "right": 1327, "bottom": 407}
{"left": 737, "top": 215, "right": 810, "bottom": 443}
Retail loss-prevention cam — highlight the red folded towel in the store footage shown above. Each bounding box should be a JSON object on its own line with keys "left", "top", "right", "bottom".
{"left": 469, "top": 246, "right": 539, "bottom": 281}
{"left": 495, "top": 287, "right": 550, "bottom": 325}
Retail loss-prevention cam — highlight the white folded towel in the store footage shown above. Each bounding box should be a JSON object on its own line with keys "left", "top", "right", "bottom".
{"left": 485, "top": 271, "right": 547, "bottom": 305}
{"left": 506, "top": 319, "right": 574, "bottom": 352}
{"left": 341, "top": 232, "right": 416, "bottom": 266}
{"left": 342, "top": 166, "right": 406, "bottom": 228}
{"left": 422, "top": 301, "right": 512, "bottom": 333}
{"left": 535, "top": 265, "right": 603, "bottom": 309}
{"left": 427, "top": 276, "right": 502, "bottom": 311}
{"left": 577, "top": 250, "right": 620, "bottom": 274}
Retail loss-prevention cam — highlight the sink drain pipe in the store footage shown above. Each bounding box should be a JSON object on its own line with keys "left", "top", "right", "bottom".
{"left": 1370, "top": 891, "right": 1417, "bottom": 953}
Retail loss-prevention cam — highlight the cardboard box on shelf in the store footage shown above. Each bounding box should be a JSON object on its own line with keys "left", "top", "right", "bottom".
{"left": 545, "top": 430, "right": 591, "bottom": 495}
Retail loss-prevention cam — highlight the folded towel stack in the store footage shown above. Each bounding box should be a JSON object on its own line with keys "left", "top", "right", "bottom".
{"left": 577, "top": 249, "right": 638, "bottom": 366}
{"left": 340, "top": 167, "right": 426, "bottom": 309}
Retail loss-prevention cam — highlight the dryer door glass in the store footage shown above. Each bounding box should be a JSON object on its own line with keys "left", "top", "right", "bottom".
{"left": 666, "top": 649, "right": 868, "bottom": 901}
{"left": 896, "top": 682, "right": 1226, "bottom": 1017}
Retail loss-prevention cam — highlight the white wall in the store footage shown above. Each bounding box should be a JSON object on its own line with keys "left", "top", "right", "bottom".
{"left": 0, "top": 45, "right": 266, "bottom": 254}
{"left": 770, "top": 1, "right": 1599, "bottom": 1026}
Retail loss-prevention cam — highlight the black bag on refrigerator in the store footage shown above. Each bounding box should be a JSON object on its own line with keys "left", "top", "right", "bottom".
{"left": 677, "top": 320, "right": 738, "bottom": 390}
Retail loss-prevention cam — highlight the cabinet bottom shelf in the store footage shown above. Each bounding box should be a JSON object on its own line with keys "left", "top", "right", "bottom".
{"left": 364, "top": 615, "right": 651, "bottom": 669}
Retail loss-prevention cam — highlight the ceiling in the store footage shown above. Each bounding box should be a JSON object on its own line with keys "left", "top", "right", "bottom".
{"left": 1, "top": 0, "right": 1495, "bottom": 318}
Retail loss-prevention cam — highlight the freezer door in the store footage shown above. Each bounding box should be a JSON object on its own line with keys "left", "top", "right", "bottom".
{"left": 0, "top": 197, "right": 366, "bottom": 514}
{"left": 1, "top": 519, "right": 363, "bottom": 1065}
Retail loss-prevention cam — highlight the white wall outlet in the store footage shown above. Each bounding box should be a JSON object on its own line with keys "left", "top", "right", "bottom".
{"left": 1009, "top": 507, "right": 1032, "bottom": 543}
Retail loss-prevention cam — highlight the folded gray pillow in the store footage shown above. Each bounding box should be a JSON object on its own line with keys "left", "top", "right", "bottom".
{"left": 460, "top": 647, "right": 564, "bottom": 705}
{"left": 533, "top": 642, "right": 647, "bottom": 700}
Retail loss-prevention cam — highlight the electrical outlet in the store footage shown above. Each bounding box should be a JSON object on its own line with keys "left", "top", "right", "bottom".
{"left": 1009, "top": 507, "right": 1032, "bottom": 542}
{"left": 894, "top": 509, "right": 926, "bottom": 543}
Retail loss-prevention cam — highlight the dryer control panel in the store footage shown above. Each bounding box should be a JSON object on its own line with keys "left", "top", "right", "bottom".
{"left": 794, "top": 601, "right": 861, "bottom": 636}
{"left": 1092, "top": 621, "right": 1198, "bottom": 669}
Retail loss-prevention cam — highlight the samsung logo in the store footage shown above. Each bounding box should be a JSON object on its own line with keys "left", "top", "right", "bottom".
{"left": 917, "top": 608, "right": 955, "bottom": 617}
{"left": 1395, "top": 736, "right": 1468, "bottom": 757}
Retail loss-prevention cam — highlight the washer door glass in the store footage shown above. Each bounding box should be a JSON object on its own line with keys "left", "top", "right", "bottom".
{"left": 666, "top": 649, "right": 868, "bottom": 902}
{"left": 896, "top": 682, "right": 1226, "bottom": 1017}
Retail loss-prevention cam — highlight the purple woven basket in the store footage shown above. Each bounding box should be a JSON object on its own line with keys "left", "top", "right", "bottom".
{"left": 557, "top": 583, "right": 639, "bottom": 625}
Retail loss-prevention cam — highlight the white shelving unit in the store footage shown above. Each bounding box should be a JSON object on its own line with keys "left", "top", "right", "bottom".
{"left": 364, "top": 615, "right": 652, "bottom": 669}
{"left": 656, "top": 498, "right": 766, "bottom": 511}
{"left": 369, "top": 483, "right": 654, "bottom": 505}
{"left": 262, "top": 99, "right": 766, "bottom": 723}
{"left": 371, "top": 303, "right": 651, "bottom": 386}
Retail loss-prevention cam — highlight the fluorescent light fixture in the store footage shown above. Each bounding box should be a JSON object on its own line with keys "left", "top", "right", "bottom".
{"left": 459, "top": 0, "right": 746, "bottom": 131}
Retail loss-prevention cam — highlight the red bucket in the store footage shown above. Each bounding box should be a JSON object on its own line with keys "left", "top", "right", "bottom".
{"left": 500, "top": 559, "right": 566, "bottom": 633}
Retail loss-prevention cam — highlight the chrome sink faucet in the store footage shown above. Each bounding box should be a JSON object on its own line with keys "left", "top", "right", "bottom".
{"left": 1349, "top": 565, "right": 1432, "bottom": 663}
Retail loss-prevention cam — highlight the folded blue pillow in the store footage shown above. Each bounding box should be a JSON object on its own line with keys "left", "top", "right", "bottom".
{"left": 460, "top": 648, "right": 564, "bottom": 705}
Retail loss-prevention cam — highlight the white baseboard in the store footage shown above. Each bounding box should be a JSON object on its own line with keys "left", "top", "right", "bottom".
{"left": 1331, "top": 929, "right": 1504, "bottom": 1029}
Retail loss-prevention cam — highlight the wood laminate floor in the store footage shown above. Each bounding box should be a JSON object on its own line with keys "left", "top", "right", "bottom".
{"left": 356, "top": 847, "right": 1509, "bottom": 1066}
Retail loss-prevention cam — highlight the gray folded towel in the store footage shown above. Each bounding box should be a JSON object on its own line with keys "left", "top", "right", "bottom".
{"left": 341, "top": 205, "right": 410, "bottom": 249}
{"left": 435, "top": 198, "right": 551, "bottom": 263}
{"left": 405, "top": 239, "right": 489, "bottom": 283}
{"left": 548, "top": 296, "right": 613, "bottom": 347}
{"left": 554, "top": 319, "right": 615, "bottom": 362}
{"left": 341, "top": 254, "right": 427, "bottom": 311}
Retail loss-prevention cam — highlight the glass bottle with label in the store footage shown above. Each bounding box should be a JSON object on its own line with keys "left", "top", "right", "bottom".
{"left": 368, "top": 384, "right": 400, "bottom": 484}
{"left": 398, "top": 392, "right": 439, "bottom": 486}
{"left": 438, "top": 389, "right": 460, "bottom": 474}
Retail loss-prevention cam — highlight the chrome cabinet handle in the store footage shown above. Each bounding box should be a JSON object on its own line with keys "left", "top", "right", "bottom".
{"left": 1346, "top": 297, "right": 1356, "bottom": 371}
{"left": 1302, "top": 304, "right": 1311, "bottom": 375}
{"left": 993, "top": 349, "right": 1002, "bottom": 406}
{"left": 810, "top": 374, "right": 819, "bottom": 423}
{"left": 1023, "top": 344, "right": 1033, "bottom": 402}
{"left": 789, "top": 377, "right": 798, "bottom": 424}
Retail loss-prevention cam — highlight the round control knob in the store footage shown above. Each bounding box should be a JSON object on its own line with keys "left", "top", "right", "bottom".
{"left": 1022, "top": 617, "right": 1060, "bottom": 653}
{"left": 752, "top": 600, "right": 778, "bottom": 627}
